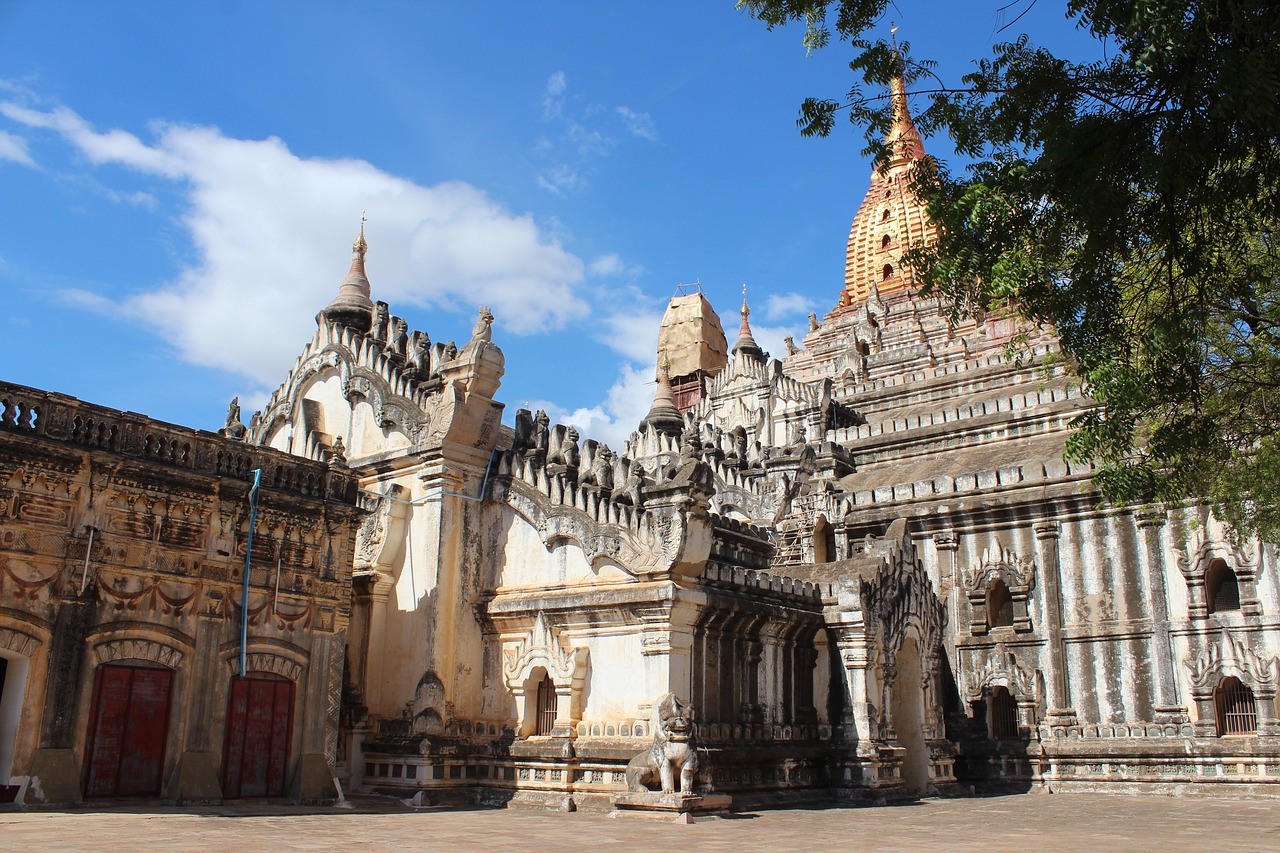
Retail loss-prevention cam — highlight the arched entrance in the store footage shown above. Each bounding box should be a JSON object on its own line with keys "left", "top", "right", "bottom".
{"left": 0, "top": 651, "right": 30, "bottom": 803}
{"left": 83, "top": 661, "right": 175, "bottom": 798}
{"left": 890, "top": 636, "right": 930, "bottom": 795}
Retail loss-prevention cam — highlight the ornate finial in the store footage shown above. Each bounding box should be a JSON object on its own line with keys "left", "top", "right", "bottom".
{"left": 741, "top": 283, "right": 750, "bottom": 318}
{"left": 353, "top": 211, "right": 368, "bottom": 253}
{"left": 658, "top": 352, "right": 670, "bottom": 376}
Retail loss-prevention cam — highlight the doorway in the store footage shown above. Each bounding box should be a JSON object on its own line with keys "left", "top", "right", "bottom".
{"left": 83, "top": 662, "right": 174, "bottom": 798}
{"left": 889, "top": 636, "right": 930, "bottom": 795}
{"left": 222, "top": 673, "right": 295, "bottom": 798}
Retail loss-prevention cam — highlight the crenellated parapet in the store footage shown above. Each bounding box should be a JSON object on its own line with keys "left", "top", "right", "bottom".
{"left": 249, "top": 316, "right": 444, "bottom": 457}
{"left": 496, "top": 408, "right": 715, "bottom": 580}
{"left": 0, "top": 380, "right": 357, "bottom": 504}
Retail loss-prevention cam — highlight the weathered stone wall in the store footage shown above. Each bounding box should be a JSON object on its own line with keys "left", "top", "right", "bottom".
{"left": 0, "top": 381, "right": 362, "bottom": 806}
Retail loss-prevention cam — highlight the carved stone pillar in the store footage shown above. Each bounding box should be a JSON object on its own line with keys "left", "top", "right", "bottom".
{"left": 832, "top": 626, "right": 869, "bottom": 739}
{"left": 1137, "top": 508, "right": 1185, "bottom": 722}
{"left": 1034, "top": 521, "right": 1074, "bottom": 723}
{"left": 552, "top": 684, "right": 575, "bottom": 738}
{"left": 25, "top": 595, "right": 93, "bottom": 805}
{"left": 174, "top": 607, "right": 227, "bottom": 803}
{"left": 362, "top": 571, "right": 395, "bottom": 715}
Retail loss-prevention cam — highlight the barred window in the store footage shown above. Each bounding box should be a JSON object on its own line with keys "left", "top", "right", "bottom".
{"left": 989, "top": 686, "right": 1019, "bottom": 740}
{"left": 535, "top": 674, "right": 556, "bottom": 736}
{"left": 1215, "top": 677, "right": 1257, "bottom": 735}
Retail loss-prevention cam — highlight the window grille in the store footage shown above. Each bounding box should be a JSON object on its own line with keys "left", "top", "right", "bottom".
{"left": 1215, "top": 677, "right": 1257, "bottom": 735}
{"left": 989, "top": 686, "right": 1019, "bottom": 739}
{"left": 535, "top": 675, "right": 556, "bottom": 736}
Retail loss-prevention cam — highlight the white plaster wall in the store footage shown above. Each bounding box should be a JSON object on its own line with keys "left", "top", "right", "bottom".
{"left": 575, "top": 631, "right": 650, "bottom": 721}
{"left": 497, "top": 513, "right": 631, "bottom": 588}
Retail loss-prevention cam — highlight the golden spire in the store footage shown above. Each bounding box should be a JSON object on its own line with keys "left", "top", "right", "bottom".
{"left": 884, "top": 24, "right": 925, "bottom": 170}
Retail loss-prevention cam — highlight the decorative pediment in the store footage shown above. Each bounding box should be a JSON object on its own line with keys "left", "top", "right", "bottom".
{"left": 1186, "top": 629, "right": 1279, "bottom": 696}
{"left": 859, "top": 521, "right": 947, "bottom": 659}
{"left": 961, "top": 544, "right": 1036, "bottom": 594}
{"left": 95, "top": 638, "right": 184, "bottom": 669}
{"left": 964, "top": 650, "right": 1036, "bottom": 701}
{"left": 1174, "top": 520, "right": 1259, "bottom": 581}
{"left": 502, "top": 612, "right": 586, "bottom": 687}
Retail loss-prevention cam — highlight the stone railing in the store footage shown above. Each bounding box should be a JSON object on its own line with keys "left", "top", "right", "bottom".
{"left": 0, "top": 380, "right": 357, "bottom": 502}
{"left": 1038, "top": 721, "right": 1197, "bottom": 741}
{"left": 700, "top": 561, "right": 826, "bottom": 605}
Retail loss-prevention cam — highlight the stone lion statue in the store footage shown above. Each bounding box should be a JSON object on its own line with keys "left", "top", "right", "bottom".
{"left": 625, "top": 692, "right": 700, "bottom": 795}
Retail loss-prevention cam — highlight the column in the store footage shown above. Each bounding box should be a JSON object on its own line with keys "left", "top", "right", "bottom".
{"left": 1137, "top": 508, "right": 1186, "bottom": 722}
{"left": 1034, "top": 521, "right": 1075, "bottom": 724}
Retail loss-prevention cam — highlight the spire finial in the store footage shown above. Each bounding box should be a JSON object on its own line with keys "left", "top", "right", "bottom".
{"left": 732, "top": 282, "right": 764, "bottom": 360}
{"left": 882, "top": 24, "right": 925, "bottom": 169}
{"left": 354, "top": 211, "right": 368, "bottom": 253}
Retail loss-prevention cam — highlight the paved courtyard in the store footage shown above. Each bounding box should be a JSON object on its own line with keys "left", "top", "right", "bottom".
{"left": 3, "top": 793, "right": 1278, "bottom": 853}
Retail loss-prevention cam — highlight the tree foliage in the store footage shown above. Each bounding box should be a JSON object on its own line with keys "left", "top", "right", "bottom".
{"left": 739, "top": 0, "right": 1280, "bottom": 539}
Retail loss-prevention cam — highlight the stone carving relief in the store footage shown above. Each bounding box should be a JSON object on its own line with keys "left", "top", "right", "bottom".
{"left": 1186, "top": 629, "right": 1278, "bottom": 697}
{"left": 95, "top": 638, "right": 184, "bottom": 669}
{"left": 1174, "top": 519, "right": 1262, "bottom": 618}
{"left": 502, "top": 612, "right": 585, "bottom": 688}
{"left": 1185, "top": 629, "right": 1280, "bottom": 736}
{"left": 860, "top": 528, "right": 947, "bottom": 663}
{"left": 963, "top": 649, "right": 1037, "bottom": 702}
{"left": 354, "top": 484, "right": 407, "bottom": 573}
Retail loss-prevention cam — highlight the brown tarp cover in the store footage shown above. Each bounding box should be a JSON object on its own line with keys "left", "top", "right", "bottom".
{"left": 656, "top": 293, "right": 729, "bottom": 379}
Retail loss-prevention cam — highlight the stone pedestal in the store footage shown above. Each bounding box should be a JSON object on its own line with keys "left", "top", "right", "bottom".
{"left": 611, "top": 791, "right": 733, "bottom": 821}
{"left": 1044, "top": 708, "right": 1078, "bottom": 729}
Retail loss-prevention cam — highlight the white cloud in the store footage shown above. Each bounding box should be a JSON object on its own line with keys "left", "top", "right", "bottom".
{"left": 5, "top": 102, "right": 590, "bottom": 385}
{"left": 587, "top": 253, "right": 644, "bottom": 280}
{"left": 0, "top": 130, "right": 35, "bottom": 167}
{"left": 615, "top": 106, "right": 658, "bottom": 142}
{"left": 752, "top": 322, "right": 807, "bottom": 361}
{"left": 596, "top": 309, "right": 663, "bottom": 363}
{"left": 2, "top": 103, "right": 184, "bottom": 176}
{"left": 536, "top": 163, "right": 583, "bottom": 196}
{"left": 541, "top": 71, "right": 567, "bottom": 119}
{"left": 531, "top": 360, "right": 656, "bottom": 449}
{"left": 763, "top": 291, "right": 817, "bottom": 321}
{"left": 58, "top": 288, "right": 123, "bottom": 314}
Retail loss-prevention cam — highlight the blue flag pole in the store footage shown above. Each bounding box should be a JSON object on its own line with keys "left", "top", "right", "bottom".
{"left": 240, "top": 468, "right": 262, "bottom": 678}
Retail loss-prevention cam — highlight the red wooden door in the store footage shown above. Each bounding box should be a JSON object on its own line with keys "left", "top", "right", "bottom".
{"left": 83, "top": 663, "right": 174, "bottom": 798}
{"left": 222, "top": 674, "right": 294, "bottom": 798}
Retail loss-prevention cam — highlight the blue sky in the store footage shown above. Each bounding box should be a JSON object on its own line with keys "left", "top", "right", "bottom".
{"left": 0, "top": 1, "right": 1097, "bottom": 447}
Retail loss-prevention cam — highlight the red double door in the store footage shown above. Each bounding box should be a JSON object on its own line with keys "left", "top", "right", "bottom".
{"left": 83, "top": 663, "right": 174, "bottom": 798}
{"left": 83, "top": 664, "right": 295, "bottom": 800}
{"left": 221, "top": 673, "right": 295, "bottom": 798}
